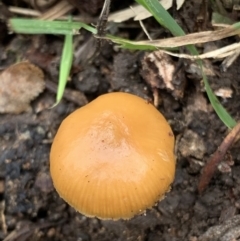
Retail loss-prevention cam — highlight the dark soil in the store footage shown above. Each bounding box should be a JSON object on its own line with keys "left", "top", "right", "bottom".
{"left": 1, "top": 0, "right": 240, "bottom": 241}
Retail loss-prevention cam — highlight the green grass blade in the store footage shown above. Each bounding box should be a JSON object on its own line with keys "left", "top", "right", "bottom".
{"left": 212, "top": 12, "right": 234, "bottom": 25}
{"left": 55, "top": 30, "right": 73, "bottom": 105}
{"left": 9, "top": 18, "right": 97, "bottom": 35}
{"left": 136, "top": 0, "right": 185, "bottom": 36}
{"left": 136, "top": 0, "right": 236, "bottom": 128}
{"left": 106, "top": 35, "right": 158, "bottom": 50}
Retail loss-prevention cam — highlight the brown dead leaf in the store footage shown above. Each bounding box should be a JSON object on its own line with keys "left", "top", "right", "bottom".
{"left": 141, "top": 50, "right": 186, "bottom": 100}
{"left": 0, "top": 61, "right": 45, "bottom": 114}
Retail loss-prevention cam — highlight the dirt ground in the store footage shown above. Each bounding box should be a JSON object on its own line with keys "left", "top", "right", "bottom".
{"left": 1, "top": 0, "right": 240, "bottom": 240}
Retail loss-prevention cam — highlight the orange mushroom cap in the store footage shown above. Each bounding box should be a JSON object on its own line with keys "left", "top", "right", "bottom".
{"left": 50, "top": 92, "right": 175, "bottom": 220}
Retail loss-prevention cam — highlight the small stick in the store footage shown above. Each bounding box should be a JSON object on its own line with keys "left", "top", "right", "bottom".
{"left": 85, "top": 0, "right": 111, "bottom": 63}
{"left": 95, "top": 0, "right": 111, "bottom": 48}
{"left": 198, "top": 122, "right": 240, "bottom": 193}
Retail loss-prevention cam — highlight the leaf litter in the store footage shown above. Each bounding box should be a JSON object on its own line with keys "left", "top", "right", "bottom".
{"left": 0, "top": 61, "right": 45, "bottom": 114}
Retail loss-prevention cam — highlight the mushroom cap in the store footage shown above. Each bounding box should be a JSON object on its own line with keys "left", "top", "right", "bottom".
{"left": 50, "top": 92, "right": 175, "bottom": 220}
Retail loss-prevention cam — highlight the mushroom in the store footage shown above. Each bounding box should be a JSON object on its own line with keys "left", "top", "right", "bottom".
{"left": 50, "top": 92, "right": 175, "bottom": 220}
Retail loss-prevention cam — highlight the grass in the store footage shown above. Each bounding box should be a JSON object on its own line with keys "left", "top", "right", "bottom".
{"left": 56, "top": 18, "right": 73, "bottom": 105}
{"left": 136, "top": 0, "right": 236, "bottom": 129}
{"left": 9, "top": 0, "right": 237, "bottom": 128}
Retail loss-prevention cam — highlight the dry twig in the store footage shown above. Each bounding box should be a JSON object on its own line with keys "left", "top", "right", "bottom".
{"left": 198, "top": 122, "right": 240, "bottom": 193}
